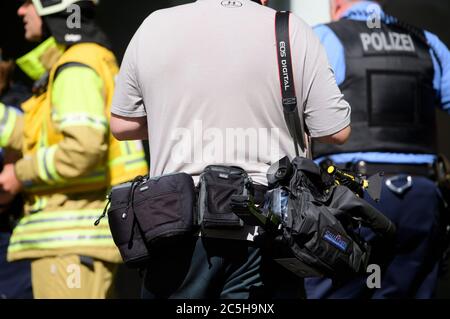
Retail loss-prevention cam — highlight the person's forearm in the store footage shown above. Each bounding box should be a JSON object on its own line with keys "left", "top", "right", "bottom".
{"left": 111, "top": 114, "right": 148, "bottom": 141}
{"left": 14, "top": 126, "right": 108, "bottom": 188}
{"left": 314, "top": 125, "right": 351, "bottom": 145}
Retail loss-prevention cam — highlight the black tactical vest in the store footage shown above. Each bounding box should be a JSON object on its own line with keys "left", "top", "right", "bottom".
{"left": 314, "top": 19, "right": 438, "bottom": 158}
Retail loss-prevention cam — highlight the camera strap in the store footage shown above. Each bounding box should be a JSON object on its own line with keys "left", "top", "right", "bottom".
{"left": 275, "top": 11, "right": 309, "bottom": 157}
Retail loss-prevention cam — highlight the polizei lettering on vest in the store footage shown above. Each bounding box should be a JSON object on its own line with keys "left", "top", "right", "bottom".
{"left": 279, "top": 41, "right": 290, "bottom": 91}
{"left": 360, "top": 32, "right": 416, "bottom": 53}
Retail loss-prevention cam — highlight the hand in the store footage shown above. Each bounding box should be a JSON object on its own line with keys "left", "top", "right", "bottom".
{"left": 0, "top": 164, "right": 23, "bottom": 199}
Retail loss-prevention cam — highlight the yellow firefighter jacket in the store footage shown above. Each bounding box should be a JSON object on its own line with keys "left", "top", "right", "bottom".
{"left": 0, "top": 37, "right": 148, "bottom": 262}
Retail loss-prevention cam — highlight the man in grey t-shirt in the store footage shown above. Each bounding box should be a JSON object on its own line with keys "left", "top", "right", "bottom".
{"left": 111, "top": 0, "right": 351, "bottom": 299}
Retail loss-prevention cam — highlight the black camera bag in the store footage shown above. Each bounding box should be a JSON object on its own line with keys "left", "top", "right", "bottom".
{"left": 198, "top": 165, "right": 252, "bottom": 229}
{"left": 98, "top": 173, "right": 198, "bottom": 268}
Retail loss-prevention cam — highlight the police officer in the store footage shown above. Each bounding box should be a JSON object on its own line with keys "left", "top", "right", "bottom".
{"left": 305, "top": 0, "right": 450, "bottom": 298}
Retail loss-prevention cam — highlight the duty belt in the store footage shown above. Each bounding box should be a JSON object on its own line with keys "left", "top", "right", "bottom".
{"left": 340, "top": 161, "right": 436, "bottom": 179}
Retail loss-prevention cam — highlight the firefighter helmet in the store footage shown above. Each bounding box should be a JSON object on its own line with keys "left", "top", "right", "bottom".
{"left": 32, "top": 0, "right": 99, "bottom": 17}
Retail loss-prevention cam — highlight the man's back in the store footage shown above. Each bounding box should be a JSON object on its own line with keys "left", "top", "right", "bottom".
{"left": 111, "top": 0, "right": 351, "bottom": 299}
{"left": 113, "top": 0, "right": 350, "bottom": 184}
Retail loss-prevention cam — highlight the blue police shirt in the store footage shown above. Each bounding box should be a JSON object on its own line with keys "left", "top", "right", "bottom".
{"left": 314, "top": 0, "right": 450, "bottom": 165}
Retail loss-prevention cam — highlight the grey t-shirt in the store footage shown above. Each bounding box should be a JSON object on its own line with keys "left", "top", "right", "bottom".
{"left": 112, "top": 0, "right": 350, "bottom": 186}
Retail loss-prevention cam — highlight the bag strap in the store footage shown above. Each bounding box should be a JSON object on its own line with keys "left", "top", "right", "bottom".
{"left": 275, "top": 11, "right": 308, "bottom": 157}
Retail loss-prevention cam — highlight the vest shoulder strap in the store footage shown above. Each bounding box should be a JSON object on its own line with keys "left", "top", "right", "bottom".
{"left": 54, "top": 62, "right": 93, "bottom": 81}
{"left": 49, "top": 43, "right": 118, "bottom": 85}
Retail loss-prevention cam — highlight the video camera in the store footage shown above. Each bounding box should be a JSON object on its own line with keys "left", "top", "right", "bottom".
{"left": 231, "top": 156, "right": 385, "bottom": 231}
{"left": 231, "top": 156, "right": 396, "bottom": 278}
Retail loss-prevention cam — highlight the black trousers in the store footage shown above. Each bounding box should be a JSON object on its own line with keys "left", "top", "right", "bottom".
{"left": 141, "top": 236, "right": 264, "bottom": 299}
